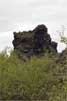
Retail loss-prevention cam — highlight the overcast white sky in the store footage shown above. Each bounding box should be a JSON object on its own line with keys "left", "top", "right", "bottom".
{"left": 0, "top": 0, "right": 67, "bottom": 52}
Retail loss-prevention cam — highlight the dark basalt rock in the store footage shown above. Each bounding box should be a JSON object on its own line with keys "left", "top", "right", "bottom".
{"left": 12, "top": 24, "right": 57, "bottom": 59}
{"left": 56, "top": 49, "right": 67, "bottom": 64}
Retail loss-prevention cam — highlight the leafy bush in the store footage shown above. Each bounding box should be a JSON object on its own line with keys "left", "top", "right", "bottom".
{"left": 0, "top": 50, "right": 67, "bottom": 100}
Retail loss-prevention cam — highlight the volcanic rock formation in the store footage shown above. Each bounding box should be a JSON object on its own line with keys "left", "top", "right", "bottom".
{"left": 13, "top": 24, "right": 57, "bottom": 59}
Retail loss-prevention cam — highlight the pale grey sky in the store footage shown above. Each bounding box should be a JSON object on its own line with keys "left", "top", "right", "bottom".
{"left": 0, "top": 0, "right": 67, "bottom": 52}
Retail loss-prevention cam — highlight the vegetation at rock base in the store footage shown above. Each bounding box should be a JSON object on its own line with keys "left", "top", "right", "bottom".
{"left": 0, "top": 50, "right": 67, "bottom": 101}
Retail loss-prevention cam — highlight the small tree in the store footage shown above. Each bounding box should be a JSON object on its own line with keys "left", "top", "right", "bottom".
{"left": 57, "top": 25, "right": 67, "bottom": 47}
{"left": 60, "top": 35, "right": 67, "bottom": 47}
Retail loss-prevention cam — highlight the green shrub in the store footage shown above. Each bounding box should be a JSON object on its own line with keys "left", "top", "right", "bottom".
{"left": 0, "top": 50, "right": 67, "bottom": 100}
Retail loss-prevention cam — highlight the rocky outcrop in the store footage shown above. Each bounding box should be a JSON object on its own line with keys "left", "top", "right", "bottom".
{"left": 13, "top": 24, "right": 57, "bottom": 59}
{"left": 56, "top": 49, "right": 67, "bottom": 65}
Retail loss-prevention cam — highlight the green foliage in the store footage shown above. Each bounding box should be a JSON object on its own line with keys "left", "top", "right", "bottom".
{"left": 60, "top": 35, "right": 67, "bottom": 47}
{"left": 0, "top": 50, "right": 67, "bottom": 100}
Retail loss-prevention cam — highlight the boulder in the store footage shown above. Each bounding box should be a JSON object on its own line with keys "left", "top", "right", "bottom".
{"left": 12, "top": 24, "right": 57, "bottom": 59}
